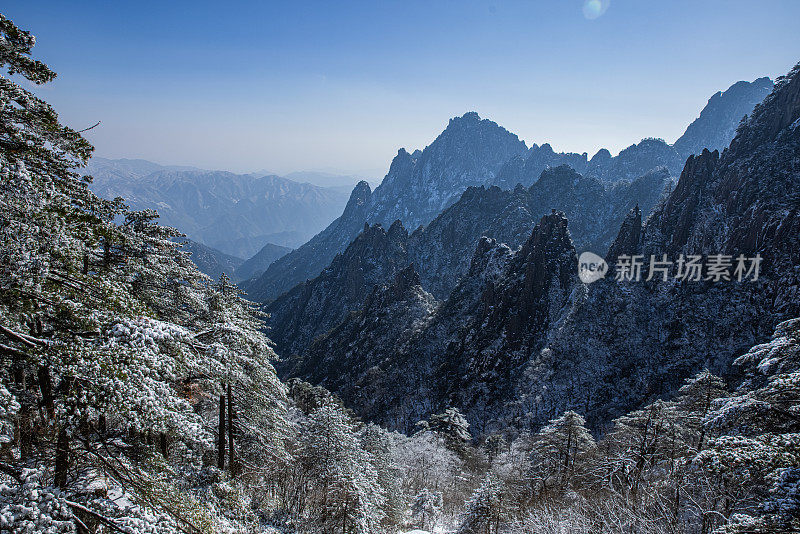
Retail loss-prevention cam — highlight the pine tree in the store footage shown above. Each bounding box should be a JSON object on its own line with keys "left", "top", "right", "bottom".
{"left": 673, "top": 369, "right": 728, "bottom": 451}
{"left": 457, "top": 476, "right": 504, "bottom": 534}
{"left": 601, "top": 400, "right": 688, "bottom": 501}
{"left": 483, "top": 434, "right": 508, "bottom": 465}
{"left": 529, "top": 410, "right": 596, "bottom": 494}
{"left": 429, "top": 407, "right": 471, "bottom": 453}
{"left": 299, "top": 400, "right": 384, "bottom": 534}
{"left": 359, "top": 423, "right": 404, "bottom": 527}
{"left": 697, "top": 318, "right": 800, "bottom": 533}
{"left": 0, "top": 14, "right": 288, "bottom": 531}
{"left": 412, "top": 487, "right": 442, "bottom": 531}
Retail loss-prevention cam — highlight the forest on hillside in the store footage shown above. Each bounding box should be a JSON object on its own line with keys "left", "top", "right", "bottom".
{"left": 1, "top": 13, "right": 798, "bottom": 534}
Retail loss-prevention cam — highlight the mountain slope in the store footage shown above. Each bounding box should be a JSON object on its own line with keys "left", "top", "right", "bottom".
{"left": 233, "top": 243, "right": 292, "bottom": 280}
{"left": 266, "top": 221, "right": 410, "bottom": 358}
{"left": 290, "top": 212, "right": 576, "bottom": 433}
{"left": 234, "top": 242, "right": 292, "bottom": 282}
{"left": 674, "top": 76, "right": 774, "bottom": 160}
{"left": 241, "top": 180, "right": 375, "bottom": 302}
{"left": 410, "top": 165, "right": 671, "bottom": 299}
{"left": 85, "top": 157, "right": 199, "bottom": 184}
{"left": 176, "top": 239, "right": 243, "bottom": 281}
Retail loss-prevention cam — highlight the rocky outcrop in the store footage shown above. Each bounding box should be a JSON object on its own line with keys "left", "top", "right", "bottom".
{"left": 250, "top": 78, "right": 772, "bottom": 301}
{"left": 266, "top": 165, "right": 670, "bottom": 359}
{"left": 597, "top": 138, "right": 685, "bottom": 183}
{"left": 491, "top": 79, "right": 772, "bottom": 190}
{"left": 492, "top": 144, "right": 590, "bottom": 189}
{"left": 605, "top": 206, "right": 642, "bottom": 265}
{"left": 289, "top": 264, "right": 439, "bottom": 417}
{"left": 645, "top": 149, "right": 719, "bottom": 254}
{"left": 284, "top": 213, "right": 576, "bottom": 434}
{"left": 527, "top": 63, "right": 800, "bottom": 432}
{"left": 410, "top": 165, "right": 670, "bottom": 299}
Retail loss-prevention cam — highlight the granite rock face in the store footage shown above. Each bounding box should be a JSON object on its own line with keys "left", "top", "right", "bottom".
{"left": 411, "top": 165, "right": 671, "bottom": 299}
{"left": 246, "top": 113, "right": 527, "bottom": 302}
{"left": 250, "top": 78, "right": 772, "bottom": 302}
{"left": 265, "top": 221, "right": 411, "bottom": 359}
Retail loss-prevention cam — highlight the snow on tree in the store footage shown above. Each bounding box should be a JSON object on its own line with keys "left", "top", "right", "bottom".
{"left": 696, "top": 317, "right": 800, "bottom": 533}
{"left": 411, "top": 488, "right": 442, "bottom": 531}
{"left": 528, "top": 410, "right": 596, "bottom": 495}
{"left": 392, "top": 429, "right": 467, "bottom": 517}
{"left": 482, "top": 434, "right": 507, "bottom": 465}
{"left": 359, "top": 423, "right": 404, "bottom": 527}
{"left": 0, "top": 467, "right": 74, "bottom": 533}
{"left": 428, "top": 407, "right": 471, "bottom": 453}
{"left": 298, "top": 400, "right": 384, "bottom": 533}
{"left": 673, "top": 369, "right": 729, "bottom": 451}
{"left": 456, "top": 476, "right": 505, "bottom": 534}
{"left": 0, "top": 14, "right": 288, "bottom": 532}
{"left": 600, "top": 400, "right": 689, "bottom": 501}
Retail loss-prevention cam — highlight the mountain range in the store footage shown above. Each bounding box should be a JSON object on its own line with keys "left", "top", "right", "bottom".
{"left": 86, "top": 74, "right": 783, "bottom": 438}
{"left": 245, "top": 78, "right": 773, "bottom": 303}
{"left": 285, "top": 70, "right": 797, "bottom": 434}
{"left": 260, "top": 70, "right": 798, "bottom": 436}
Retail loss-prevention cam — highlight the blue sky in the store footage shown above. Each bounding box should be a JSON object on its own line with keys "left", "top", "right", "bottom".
{"left": 5, "top": 0, "right": 799, "bottom": 177}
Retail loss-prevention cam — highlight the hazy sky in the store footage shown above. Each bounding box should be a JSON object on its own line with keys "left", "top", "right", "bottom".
{"left": 5, "top": 1, "right": 800, "bottom": 178}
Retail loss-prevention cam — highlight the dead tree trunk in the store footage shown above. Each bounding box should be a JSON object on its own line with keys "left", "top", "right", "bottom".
{"left": 38, "top": 366, "right": 55, "bottom": 419}
{"left": 217, "top": 389, "right": 226, "bottom": 470}
{"left": 227, "top": 383, "right": 235, "bottom": 473}
{"left": 54, "top": 427, "right": 69, "bottom": 488}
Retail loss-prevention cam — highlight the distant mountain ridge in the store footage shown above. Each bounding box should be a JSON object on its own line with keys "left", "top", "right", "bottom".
{"left": 493, "top": 77, "right": 773, "bottom": 189}
{"left": 282, "top": 170, "right": 378, "bottom": 188}
{"left": 172, "top": 239, "right": 290, "bottom": 282}
{"left": 247, "top": 77, "right": 771, "bottom": 303}
{"left": 86, "top": 159, "right": 351, "bottom": 257}
{"left": 234, "top": 242, "right": 292, "bottom": 282}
